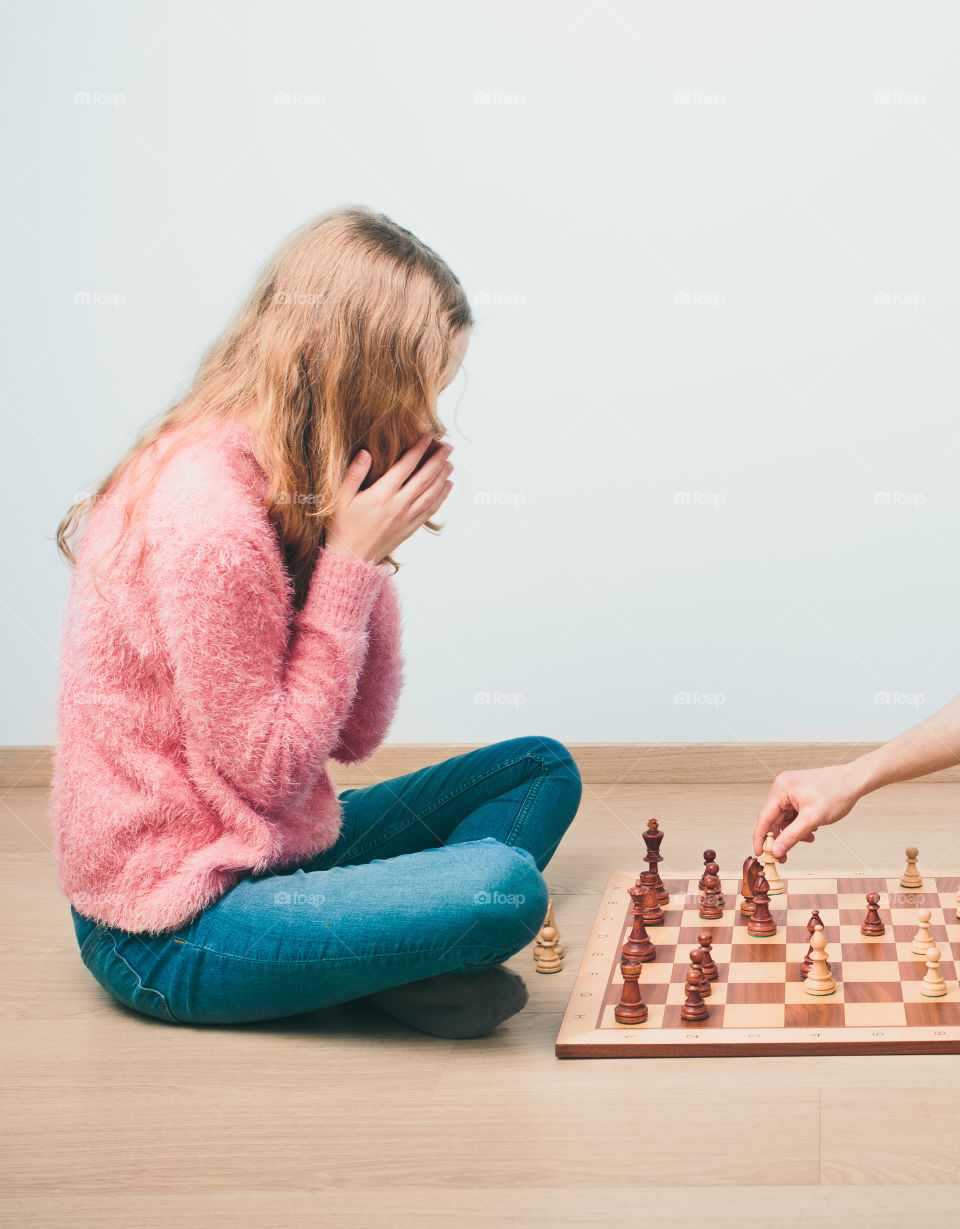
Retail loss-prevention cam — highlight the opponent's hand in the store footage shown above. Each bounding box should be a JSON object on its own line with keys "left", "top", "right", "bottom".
{"left": 325, "top": 434, "right": 453, "bottom": 564}
{"left": 752, "top": 765, "right": 864, "bottom": 862}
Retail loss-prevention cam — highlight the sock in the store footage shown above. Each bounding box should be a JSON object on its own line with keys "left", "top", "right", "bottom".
{"left": 360, "top": 965, "right": 529, "bottom": 1039}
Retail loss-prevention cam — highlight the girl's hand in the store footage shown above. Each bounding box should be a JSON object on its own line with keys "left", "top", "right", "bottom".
{"left": 752, "top": 764, "right": 866, "bottom": 862}
{"left": 325, "top": 434, "right": 453, "bottom": 564}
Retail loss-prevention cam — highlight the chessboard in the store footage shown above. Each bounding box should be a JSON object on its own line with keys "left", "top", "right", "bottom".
{"left": 555, "top": 868, "right": 960, "bottom": 1057}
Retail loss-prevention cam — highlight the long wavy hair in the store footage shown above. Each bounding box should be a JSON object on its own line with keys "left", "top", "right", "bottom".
{"left": 56, "top": 205, "right": 473, "bottom": 608}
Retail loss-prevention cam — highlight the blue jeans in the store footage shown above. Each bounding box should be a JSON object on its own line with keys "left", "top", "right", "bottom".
{"left": 70, "top": 736, "right": 582, "bottom": 1025}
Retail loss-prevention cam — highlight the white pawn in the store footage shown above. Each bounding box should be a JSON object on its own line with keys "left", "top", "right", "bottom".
{"left": 900, "top": 846, "right": 923, "bottom": 890}
{"left": 762, "top": 831, "right": 785, "bottom": 895}
{"left": 803, "top": 926, "right": 836, "bottom": 996}
{"left": 533, "top": 925, "right": 563, "bottom": 974}
{"left": 911, "top": 909, "right": 935, "bottom": 957}
{"left": 921, "top": 945, "right": 947, "bottom": 998}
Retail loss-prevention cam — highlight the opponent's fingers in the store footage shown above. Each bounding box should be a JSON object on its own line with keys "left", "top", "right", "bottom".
{"left": 772, "top": 811, "right": 819, "bottom": 860}
{"left": 753, "top": 786, "right": 793, "bottom": 856}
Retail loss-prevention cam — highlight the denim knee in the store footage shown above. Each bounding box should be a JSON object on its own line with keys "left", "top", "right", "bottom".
{"left": 463, "top": 839, "right": 550, "bottom": 953}
{"left": 528, "top": 735, "right": 582, "bottom": 809}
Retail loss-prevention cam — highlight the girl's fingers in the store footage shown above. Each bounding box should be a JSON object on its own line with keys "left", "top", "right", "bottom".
{"left": 400, "top": 442, "right": 452, "bottom": 497}
{"left": 384, "top": 434, "right": 439, "bottom": 489}
{"left": 339, "top": 450, "right": 372, "bottom": 502}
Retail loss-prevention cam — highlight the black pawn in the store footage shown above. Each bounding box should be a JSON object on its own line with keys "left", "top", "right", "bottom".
{"left": 681, "top": 966, "right": 709, "bottom": 1022}
{"left": 690, "top": 947, "right": 711, "bottom": 997}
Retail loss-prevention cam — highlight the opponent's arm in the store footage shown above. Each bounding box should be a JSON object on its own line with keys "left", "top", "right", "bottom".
{"left": 753, "top": 695, "right": 960, "bottom": 861}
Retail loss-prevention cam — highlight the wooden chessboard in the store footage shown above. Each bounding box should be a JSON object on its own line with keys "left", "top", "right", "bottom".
{"left": 555, "top": 868, "right": 960, "bottom": 1057}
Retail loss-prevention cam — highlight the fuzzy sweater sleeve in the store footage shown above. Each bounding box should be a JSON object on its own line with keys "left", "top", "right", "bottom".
{"left": 147, "top": 497, "right": 389, "bottom": 815}
{"left": 329, "top": 573, "right": 404, "bottom": 764}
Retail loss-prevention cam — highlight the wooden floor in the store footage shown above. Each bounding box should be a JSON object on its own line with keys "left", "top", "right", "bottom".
{"left": 5, "top": 778, "right": 960, "bottom": 1226}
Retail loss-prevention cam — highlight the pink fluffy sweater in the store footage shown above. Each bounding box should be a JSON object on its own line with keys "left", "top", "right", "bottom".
{"left": 50, "top": 417, "right": 404, "bottom": 935}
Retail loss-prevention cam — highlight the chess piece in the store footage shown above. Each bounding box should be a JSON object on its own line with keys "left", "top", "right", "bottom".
{"left": 544, "top": 897, "right": 564, "bottom": 959}
{"left": 739, "top": 854, "right": 757, "bottom": 917}
{"left": 800, "top": 910, "right": 828, "bottom": 979}
{"left": 860, "top": 891, "right": 886, "bottom": 937}
{"left": 689, "top": 947, "right": 711, "bottom": 997}
{"left": 746, "top": 869, "right": 777, "bottom": 938}
{"left": 762, "top": 831, "right": 785, "bottom": 895}
{"left": 911, "top": 909, "right": 935, "bottom": 957}
{"left": 698, "top": 865, "right": 724, "bottom": 919}
{"left": 900, "top": 846, "right": 923, "bottom": 890}
{"left": 614, "top": 958, "right": 648, "bottom": 1024}
{"left": 680, "top": 965, "right": 709, "bottom": 1022}
{"left": 533, "top": 926, "right": 563, "bottom": 974}
{"left": 921, "top": 945, "right": 948, "bottom": 998}
{"left": 622, "top": 882, "right": 656, "bottom": 963}
{"left": 533, "top": 898, "right": 564, "bottom": 970}
{"left": 956, "top": 888, "right": 960, "bottom": 922}
{"left": 642, "top": 818, "right": 669, "bottom": 905}
{"left": 697, "top": 931, "right": 719, "bottom": 981}
{"left": 699, "top": 851, "right": 725, "bottom": 906}
{"left": 640, "top": 871, "right": 664, "bottom": 926}
{"left": 802, "top": 926, "right": 836, "bottom": 996}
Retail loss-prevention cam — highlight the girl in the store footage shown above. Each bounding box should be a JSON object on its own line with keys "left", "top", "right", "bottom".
{"left": 53, "top": 205, "right": 582, "bottom": 1038}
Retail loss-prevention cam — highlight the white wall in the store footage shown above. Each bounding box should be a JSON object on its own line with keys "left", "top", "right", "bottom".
{"left": 4, "top": 0, "right": 960, "bottom": 746}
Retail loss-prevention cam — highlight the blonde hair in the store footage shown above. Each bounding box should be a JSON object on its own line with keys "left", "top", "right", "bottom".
{"left": 56, "top": 205, "right": 473, "bottom": 607}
